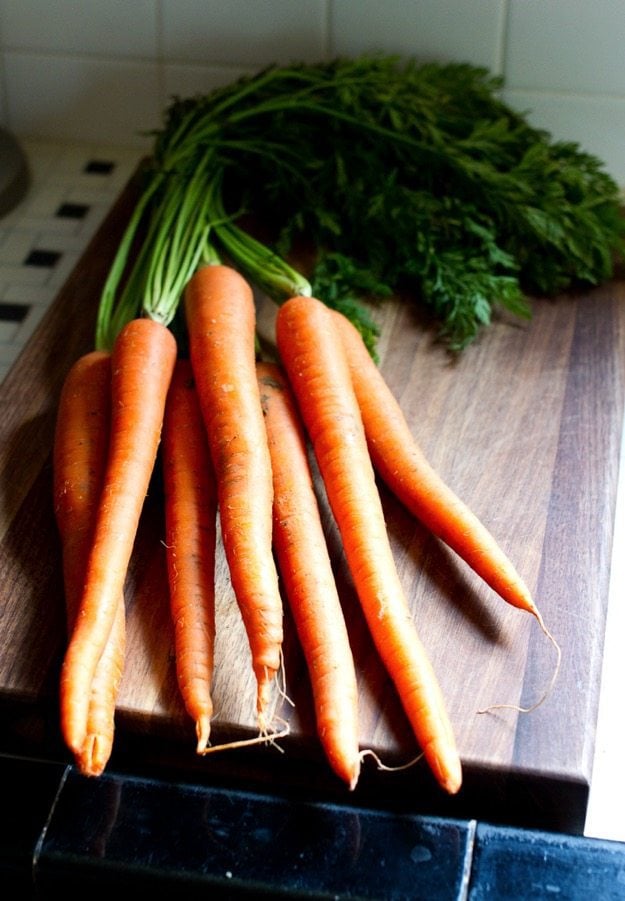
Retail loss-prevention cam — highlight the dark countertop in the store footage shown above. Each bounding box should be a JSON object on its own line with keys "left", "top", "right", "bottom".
{"left": 4, "top": 752, "right": 625, "bottom": 899}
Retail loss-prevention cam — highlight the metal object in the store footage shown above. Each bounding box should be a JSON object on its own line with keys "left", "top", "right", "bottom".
{"left": 0, "top": 128, "right": 30, "bottom": 217}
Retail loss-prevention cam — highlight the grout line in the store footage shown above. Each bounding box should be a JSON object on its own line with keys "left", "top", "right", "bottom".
{"left": 324, "top": 0, "right": 334, "bottom": 60}
{"left": 504, "top": 84, "right": 625, "bottom": 104}
{"left": 458, "top": 818, "right": 478, "bottom": 901}
{"left": 154, "top": 0, "right": 167, "bottom": 112}
{"left": 494, "top": 0, "right": 511, "bottom": 79}
{"left": 31, "top": 764, "right": 71, "bottom": 888}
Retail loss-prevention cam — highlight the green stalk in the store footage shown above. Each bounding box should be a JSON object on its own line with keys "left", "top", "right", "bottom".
{"left": 158, "top": 67, "right": 413, "bottom": 173}
{"left": 143, "top": 156, "right": 220, "bottom": 325}
{"left": 95, "top": 169, "right": 164, "bottom": 350}
{"left": 214, "top": 219, "right": 311, "bottom": 301}
{"left": 96, "top": 157, "right": 221, "bottom": 347}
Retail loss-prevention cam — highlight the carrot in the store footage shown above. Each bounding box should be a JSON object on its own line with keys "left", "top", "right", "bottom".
{"left": 276, "top": 295, "right": 461, "bottom": 794}
{"left": 162, "top": 358, "right": 217, "bottom": 753}
{"left": 257, "top": 361, "right": 361, "bottom": 789}
{"left": 333, "top": 311, "right": 561, "bottom": 713}
{"left": 53, "top": 350, "right": 125, "bottom": 776}
{"left": 331, "top": 310, "right": 541, "bottom": 619}
{"left": 184, "top": 264, "right": 283, "bottom": 727}
{"left": 59, "top": 318, "right": 177, "bottom": 757}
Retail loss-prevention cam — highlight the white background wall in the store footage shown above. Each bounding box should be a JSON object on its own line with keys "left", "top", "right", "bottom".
{"left": 0, "top": 0, "right": 624, "bottom": 186}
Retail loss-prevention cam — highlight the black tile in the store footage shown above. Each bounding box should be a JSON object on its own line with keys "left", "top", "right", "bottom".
{"left": 0, "top": 302, "right": 29, "bottom": 322}
{"left": 36, "top": 769, "right": 473, "bottom": 897}
{"left": 56, "top": 202, "right": 89, "bottom": 220}
{"left": 469, "top": 822, "right": 625, "bottom": 900}
{"left": 23, "top": 249, "right": 61, "bottom": 268}
{"left": 84, "top": 160, "right": 115, "bottom": 175}
{"left": 0, "top": 755, "right": 66, "bottom": 893}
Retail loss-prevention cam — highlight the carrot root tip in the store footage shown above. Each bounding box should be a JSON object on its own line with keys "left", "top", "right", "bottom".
{"left": 359, "top": 747, "right": 461, "bottom": 794}
{"left": 359, "top": 747, "right": 424, "bottom": 773}
{"left": 76, "top": 733, "right": 112, "bottom": 778}
{"left": 477, "top": 610, "right": 562, "bottom": 716}
{"left": 198, "top": 718, "right": 291, "bottom": 757}
{"left": 195, "top": 715, "right": 212, "bottom": 754}
{"left": 346, "top": 763, "right": 361, "bottom": 792}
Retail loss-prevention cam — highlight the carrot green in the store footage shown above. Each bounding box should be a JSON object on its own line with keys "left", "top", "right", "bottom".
{"left": 97, "top": 54, "right": 625, "bottom": 352}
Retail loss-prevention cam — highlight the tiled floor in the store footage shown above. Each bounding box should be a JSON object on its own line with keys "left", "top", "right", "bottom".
{"left": 0, "top": 138, "right": 143, "bottom": 382}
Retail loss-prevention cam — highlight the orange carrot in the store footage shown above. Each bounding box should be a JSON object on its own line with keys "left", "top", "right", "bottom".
{"left": 59, "top": 318, "right": 177, "bottom": 757}
{"left": 332, "top": 310, "right": 541, "bottom": 620}
{"left": 276, "top": 295, "right": 461, "bottom": 794}
{"left": 162, "top": 358, "right": 217, "bottom": 753}
{"left": 184, "top": 264, "right": 283, "bottom": 727}
{"left": 257, "top": 360, "right": 361, "bottom": 789}
{"left": 53, "top": 350, "right": 125, "bottom": 776}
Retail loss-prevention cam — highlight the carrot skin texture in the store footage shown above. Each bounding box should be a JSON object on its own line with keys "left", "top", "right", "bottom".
{"left": 276, "top": 296, "right": 461, "bottom": 795}
{"left": 184, "top": 265, "right": 283, "bottom": 723}
{"left": 162, "top": 358, "right": 217, "bottom": 753}
{"left": 332, "top": 311, "right": 538, "bottom": 618}
{"left": 59, "top": 318, "right": 177, "bottom": 756}
{"left": 53, "top": 350, "right": 125, "bottom": 776}
{"left": 257, "top": 361, "right": 361, "bottom": 789}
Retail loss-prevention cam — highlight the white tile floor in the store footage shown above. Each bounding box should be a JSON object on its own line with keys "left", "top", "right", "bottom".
{"left": 0, "top": 138, "right": 143, "bottom": 382}
{"left": 1, "top": 137, "right": 623, "bottom": 842}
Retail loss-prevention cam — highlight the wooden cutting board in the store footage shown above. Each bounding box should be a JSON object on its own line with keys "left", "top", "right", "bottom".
{"left": 1, "top": 173, "right": 624, "bottom": 832}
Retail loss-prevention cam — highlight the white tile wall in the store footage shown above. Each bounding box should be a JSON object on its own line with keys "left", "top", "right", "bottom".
{"left": 4, "top": 53, "right": 161, "bottom": 145}
{"left": 503, "top": 0, "right": 625, "bottom": 189}
{"left": 0, "top": 0, "right": 623, "bottom": 184}
{"left": 161, "top": 0, "right": 328, "bottom": 66}
{"left": 502, "top": 89, "right": 625, "bottom": 192}
{"left": 505, "top": 0, "right": 625, "bottom": 95}
{"left": 0, "top": 0, "right": 158, "bottom": 57}
{"left": 329, "top": 0, "right": 506, "bottom": 70}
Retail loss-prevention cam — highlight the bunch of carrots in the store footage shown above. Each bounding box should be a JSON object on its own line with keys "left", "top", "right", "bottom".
{"left": 53, "top": 250, "right": 560, "bottom": 795}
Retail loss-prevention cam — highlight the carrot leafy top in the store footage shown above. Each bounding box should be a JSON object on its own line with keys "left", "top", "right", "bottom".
{"left": 96, "top": 55, "right": 625, "bottom": 354}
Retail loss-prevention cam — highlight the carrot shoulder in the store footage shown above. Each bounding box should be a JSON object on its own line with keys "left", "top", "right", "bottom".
{"left": 184, "top": 264, "right": 283, "bottom": 726}
{"left": 276, "top": 296, "right": 461, "bottom": 795}
{"left": 332, "top": 310, "right": 540, "bottom": 620}
{"left": 53, "top": 349, "right": 126, "bottom": 777}
{"left": 162, "top": 358, "right": 217, "bottom": 753}
{"left": 257, "top": 361, "right": 361, "bottom": 790}
{"left": 59, "top": 318, "right": 177, "bottom": 756}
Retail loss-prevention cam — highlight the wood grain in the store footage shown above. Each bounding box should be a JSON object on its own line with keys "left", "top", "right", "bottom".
{"left": 1, "top": 173, "right": 623, "bottom": 832}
